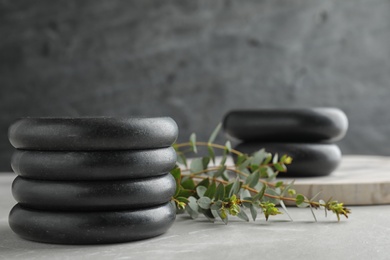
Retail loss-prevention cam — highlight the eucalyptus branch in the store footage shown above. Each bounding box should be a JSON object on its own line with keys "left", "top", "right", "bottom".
{"left": 170, "top": 123, "right": 351, "bottom": 224}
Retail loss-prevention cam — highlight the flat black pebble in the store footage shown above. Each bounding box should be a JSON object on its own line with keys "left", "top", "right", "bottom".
{"left": 9, "top": 117, "right": 178, "bottom": 150}
{"left": 11, "top": 147, "right": 176, "bottom": 181}
{"left": 235, "top": 142, "right": 342, "bottom": 177}
{"left": 9, "top": 203, "right": 176, "bottom": 244}
{"left": 223, "top": 108, "right": 348, "bottom": 142}
{"left": 12, "top": 174, "right": 176, "bottom": 211}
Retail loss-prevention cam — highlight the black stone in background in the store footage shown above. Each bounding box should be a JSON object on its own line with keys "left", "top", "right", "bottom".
{"left": 12, "top": 174, "right": 176, "bottom": 211}
{"left": 9, "top": 203, "right": 176, "bottom": 244}
{"left": 235, "top": 142, "right": 342, "bottom": 177}
{"left": 223, "top": 108, "right": 348, "bottom": 142}
{"left": 11, "top": 147, "right": 177, "bottom": 181}
{"left": 8, "top": 117, "right": 178, "bottom": 150}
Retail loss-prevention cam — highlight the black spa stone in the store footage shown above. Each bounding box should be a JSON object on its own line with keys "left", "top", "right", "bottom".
{"left": 11, "top": 147, "right": 177, "bottom": 181}
{"left": 223, "top": 108, "right": 348, "bottom": 142}
{"left": 12, "top": 174, "right": 176, "bottom": 211}
{"left": 235, "top": 142, "right": 342, "bottom": 177}
{"left": 9, "top": 203, "right": 176, "bottom": 244}
{"left": 8, "top": 117, "right": 178, "bottom": 150}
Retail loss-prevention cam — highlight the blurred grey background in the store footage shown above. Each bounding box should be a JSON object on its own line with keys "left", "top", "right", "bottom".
{"left": 1, "top": 0, "right": 390, "bottom": 170}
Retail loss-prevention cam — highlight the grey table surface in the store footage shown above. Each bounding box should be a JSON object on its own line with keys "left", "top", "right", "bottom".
{"left": 1, "top": 168, "right": 390, "bottom": 260}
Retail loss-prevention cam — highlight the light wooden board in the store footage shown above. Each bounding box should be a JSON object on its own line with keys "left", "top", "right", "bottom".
{"left": 279, "top": 155, "right": 390, "bottom": 205}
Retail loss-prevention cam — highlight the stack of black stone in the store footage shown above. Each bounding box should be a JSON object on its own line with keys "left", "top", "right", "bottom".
{"left": 223, "top": 108, "right": 348, "bottom": 177}
{"left": 8, "top": 117, "right": 178, "bottom": 244}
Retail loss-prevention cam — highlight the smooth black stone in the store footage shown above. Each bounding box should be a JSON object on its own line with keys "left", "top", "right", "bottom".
{"left": 235, "top": 142, "right": 342, "bottom": 177}
{"left": 9, "top": 203, "right": 176, "bottom": 244}
{"left": 12, "top": 174, "right": 176, "bottom": 211}
{"left": 223, "top": 108, "right": 348, "bottom": 142}
{"left": 11, "top": 147, "right": 177, "bottom": 181}
{"left": 8, "top": 117, "right": 178, "bottom": 150}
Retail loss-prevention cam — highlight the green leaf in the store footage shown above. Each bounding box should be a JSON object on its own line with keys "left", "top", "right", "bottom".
{"left": 186, "top": 196, "right": 199, "bottom": 219}
{"left": 296, "top": 194, "right": 309, "bottom": 208}
{"left": 208, "top": 123, "right": 222, "bottom": 143}
{"left": 217, "top": 209, "right": 228, "bottom": 224}
{"left": 250, "top": 205, "right": 257, "bottom": 221}
{"left": 177, "top": 188, "right": 195, "bottom": 198}
{"left": 224, "top": 183, "right": 234, "bottom": 197}
{"left": 213, "top": 165, "right": 226, "bottom": 178}
{"left": 280, "top": 180, "right": 295, "bottom": 197}
{"left": 237, "top": 209, "right": 249, "bottom": 222}
{"left": 237, "top": 157, "right": 252, "bottom": 171}
{"left": 236, "top": 154, "right": 247, "bottom": 166}
{"left": 225, "top": 141, "right": 232, "bottom": 153}
{"left": 275, "top": 181, "right": 284, "bottom": 188}
{"left": 196, "top": 178, "right": 210, "bottom": 189}
{"left": 211, "top": 200, "right": 223, "bottom": 210}
{"left": 264, "top": 188, "right": 280, "bottom": 204}
{"left": 196, "top": 186, "right": 207, "bottom": 197}
{"left": 222, "top": 170, "right": 230, "bottom": 181}
{"left": 280, "top": 200, "right": 293, "bottom": 221}
{"left": 207, "top": 145, "right": 216, "bottom": 164}
{"left": 272, "top": 153, "right": 279, "bottom": 164}
{"left": 252, "top": 184, "right": 266, "bottom": 202}
{"left": 309, "top": 204, "right": 318, "bottom": 222}
{"left": 220, "top": 150, "right": 228, "bottom": 166}
{"left": 310, "top": 191, "right": 322, "bottom": 202}
{"left": 263, "top": 154, "right": 272, "bottom": 165}
{"left": 201, "top": 208, "right": 215, "bottom": 222}
{"left": 245, "top": 170, "right": 260, "bottom": 188}
{"left": 189, "top": 133, "right": 197, "bottom": 153}
{"left": 198, "top": 197, "right": 212, "bottom": 209}
{"left": 204, "top": 182, "right": 217, "bottom": 199}
{"left": 229, "top": 178, "right": 242, "bottom": 197}
{"left": 181, "top": 178, "right": 196, "bottom": 190}
{"left": 274, "top": 163, "right": 286, "bottom": 172}
{"left": 177, "top": 153, "right": 188, "bottom": 167}
{"left": 170, "top": 167, "right": 181, "bottom": 197}
{"left": 214, "top": 183, "right": 225, "bottom": 201}
{"left": 202, "top": 157, "right": 210, "bottom": 169}
{"left": 190, "top": 158, "right": 204, "bottom": 173}
{"left": 251, "top": 149, "right": 267, "bottom": 166}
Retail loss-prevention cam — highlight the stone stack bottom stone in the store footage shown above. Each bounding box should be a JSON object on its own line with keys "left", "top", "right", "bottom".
{"left": 8, "top": 117, "right": 179, "bottom": 244}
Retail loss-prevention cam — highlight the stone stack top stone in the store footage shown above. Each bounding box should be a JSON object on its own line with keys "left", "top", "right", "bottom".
{"left": 223, "top": 108, "right": 348, "bottom": 143}
{"left": 8, "top": 117, "right": 178, "bottom": 150}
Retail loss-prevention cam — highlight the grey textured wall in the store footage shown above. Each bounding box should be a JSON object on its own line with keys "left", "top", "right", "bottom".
{"left": 1, "top": 0, "right": 390, "bottom": 170}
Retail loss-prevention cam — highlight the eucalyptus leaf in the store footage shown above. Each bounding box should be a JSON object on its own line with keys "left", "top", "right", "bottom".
{"left": 181, "top": 178, "right": 196, "bottom": 190}
{"left": 296, "top": 194, "right": 310, "bottom": 208}
{"left": 237, "top": 209, "right": 249, "bottom": 222}
{"left": 250, "top": 205, "right": 258, "bottom": 221}
{"left": 196, "top": 186, "right": 207, "bottom": 197}
{"left": 202, "top": 157, "right": 210, "bottom": 169}
{"left": 225, "top": 141, "right": 232, "bottom": 153}
{"left": 214, "top": 183, "right": 225, "bottom": 201}
{"left": 204, "top": 182, "right": 217, "bottom": 199}
{"left": 190, "top": 158, "right": 204, "bottom": 173}
{"left": 252, "top": 184, "right": 266, "bottom": 202}
{"left": 272, "top": 153, "right": 279, "bottom": 164}
{"left": 245, "top": 170, "right": 260, "bottom": 188}
{"left": 177, "top": 153, "right": 188, "bottom": 167}
{"left": 229, "top": 178, "right": 242, "bottom": 197}
{"left": 274, "top": 163, "right": 287, "bottom": 172}
{"left": 198, "top": 196, "right": 212, "bottom": 209}
{"left": 213, "top": 165, "right": 226, "bottom": 178}
{"left": 280, "top": 200, "right": 293, "bottom": 221}
{"left": 207, "top": 145, "right": 216, "bottom": 164}
{"left": 208, "top": 123, "right": 222, "bottom": 143}
{"left": 189, "top": 133, "right": 197, "bottom": 153}
{"left": 251, "top": 149, "right": 267, "bottom": 166}
{"left": 186, "top": 196, "right": 199, "bottom": 219}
